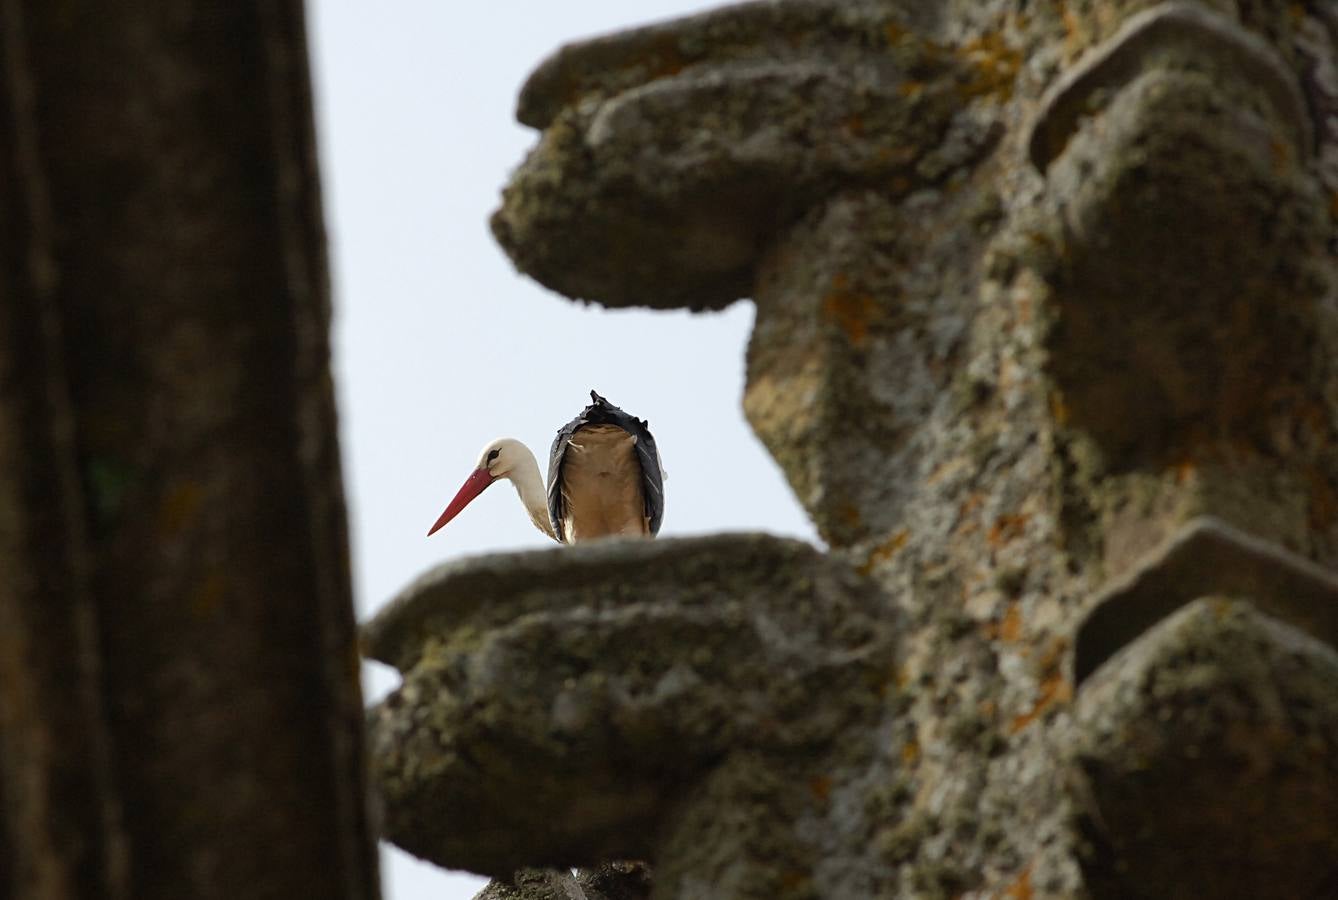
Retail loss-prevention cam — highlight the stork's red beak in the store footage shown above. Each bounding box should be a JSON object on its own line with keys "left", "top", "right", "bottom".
{"left": 427, "top": 467, "right": 495, "bottom": 536}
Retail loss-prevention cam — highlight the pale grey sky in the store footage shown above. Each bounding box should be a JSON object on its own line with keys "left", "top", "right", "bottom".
{"left": 308, "top": 3, "right": 815, "bottom": 897}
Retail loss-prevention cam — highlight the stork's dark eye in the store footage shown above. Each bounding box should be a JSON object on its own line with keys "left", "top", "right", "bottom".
{"left": 487, "top": 448, "right": 500, "bottom": 463}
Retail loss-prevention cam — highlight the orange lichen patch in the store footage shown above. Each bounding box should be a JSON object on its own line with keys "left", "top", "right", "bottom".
{"left": 884, "top": 21, "right": 907, "bottom": 44}
{"left": 1008, "top": 673, "right": 1073, "bottom": 734}
{"left": 979, "top": 604, "right": 1016, "bottom": 639}
{"left": 1004, "top": 865, "right": 1034, "bottom": 900}
{"left": 822, "top": 274, "right": 878, "bottom": 347}
{"left": 808, "top": 775, "right": 833, "bottom": 802}
{"left": 844, "top": 114, "right": 865, "bottom": 136}
{"left": 859, "top": 528, "right": 910, "bottom": 574}
{"left": 1048, "top": 390, "right": 1070, "bottom": 425}
{"left": 962, "top": 566, "right": 991, "bottom": 597}
{"left": 158, "top": 481, "right": 204, "bottom": 535}
{"left": 954, "top": 519, "right": 980, "bottom": 539}
{"left": 1036, "top": 636, "right": 1068, "bottom": 675}
{"left": 1171, "top": 458, "right": 1197, "bottom": 485}
{"left": 1014, "top": 292, "right": 1032, "bottom": 325}
{"left": 836, "top": 502, "right": 863, "bottom": 531}
{"left": 959, "top": 493, "right": 984, "bottom": 517}
{"left": 1330, "top": 189, "right": 1338, "bottom": 220}
{"left": 1289, "top": 3, "right": 1307, "bottom": 23}
{"left": 1060, "top": 2, "right": 1079, "bottom": 33}
{"left": 898, "top": 80, "right": 925, "bottom": 99}
{"left": 901, "top": 739, "right": 920, "bottom": 766}
{"left": 954, "top": 493, "right": 984, "bottom": 538}
{"left": 926, "top": 457, "right": 968, "bottom": 486}
{"left": 1059, "top": 0, "right": 1083, "bottom": 58}
{"left": 987, "top": 513, "right": 1029, "bottom": 549}
{"left": 957, "top": 31, "right": 1022, "bottom": 100}
{"left": 780, "top": 870, "right": 811, "bottom": 892}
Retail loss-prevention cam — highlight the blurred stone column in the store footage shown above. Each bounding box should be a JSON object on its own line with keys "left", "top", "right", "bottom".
{"left": 0, "top": 4, "right": 378, "bottom": 899}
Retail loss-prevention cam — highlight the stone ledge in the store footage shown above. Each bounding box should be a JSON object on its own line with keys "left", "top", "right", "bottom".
{"left": 365, "top": 533, "right": 896, "bottom": 876}
{"left": 365, "top": 532, "right": 858, "bottom": 672}
{"left": 491, "top": 0, "right": 967, "bottom": 310}
{"left": 1074, "top": 517, "right": 1338, "bottom": 684}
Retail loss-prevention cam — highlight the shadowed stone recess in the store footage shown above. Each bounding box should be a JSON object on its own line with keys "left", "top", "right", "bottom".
{"left": 1075, "top": 517, "right": 1338, "bottom": 683}
{"left": 366, "top": 535, "right": 896, "bottom": 878}
{"left": 1070, "top": 599, "right": 1338, "bottom": 899}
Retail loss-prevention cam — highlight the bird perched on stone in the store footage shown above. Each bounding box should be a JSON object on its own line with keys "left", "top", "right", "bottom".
{"left": 428, "top": 391, "right": 665, "bottom": 542}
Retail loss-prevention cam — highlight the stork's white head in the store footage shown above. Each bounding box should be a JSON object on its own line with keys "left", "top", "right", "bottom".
{"left": 474, "top": 437, "right": 528, "bottom": 480}
{"left": 427, "top": 437, "right": 547, "bottom": 538}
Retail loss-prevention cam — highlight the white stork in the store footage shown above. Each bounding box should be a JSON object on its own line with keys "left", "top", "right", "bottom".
{"left": 427, "top": 391, "right": 665, "bottom": 543}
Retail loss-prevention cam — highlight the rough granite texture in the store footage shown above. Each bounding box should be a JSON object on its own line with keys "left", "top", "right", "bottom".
{"left": 472, "top": 865, "right": 651, "bottom": 900}
{"left": 367, "top": 535, "right": 895, "bottom": 881}
{"left": 1070, "top": 599, "right": 1338, "bottom": 899}
{"left": 369, "top": 1, "right": 1338, "bottom": 897}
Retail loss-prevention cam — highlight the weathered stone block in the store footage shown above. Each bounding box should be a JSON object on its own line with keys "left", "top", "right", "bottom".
{"left": 1030, "top": 4, "right": 1326, "bottom": 462}
{"left": 365, "top": 535, "right": 895, "bottom": 877}
{"left": 491, "top": 1, "right": 973, "bottom": 311}
{"left": 1070, "top": 598, "right": 1338, "bottom": 899}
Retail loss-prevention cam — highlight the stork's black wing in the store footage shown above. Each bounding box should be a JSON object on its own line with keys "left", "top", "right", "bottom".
{"left": 547, "top": 390, "right": 666, "bottom": 542}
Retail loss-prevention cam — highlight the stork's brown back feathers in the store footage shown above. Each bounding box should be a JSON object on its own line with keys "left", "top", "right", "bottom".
{"left": 547, "top": 391, "right": 665, "bottom": 543}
